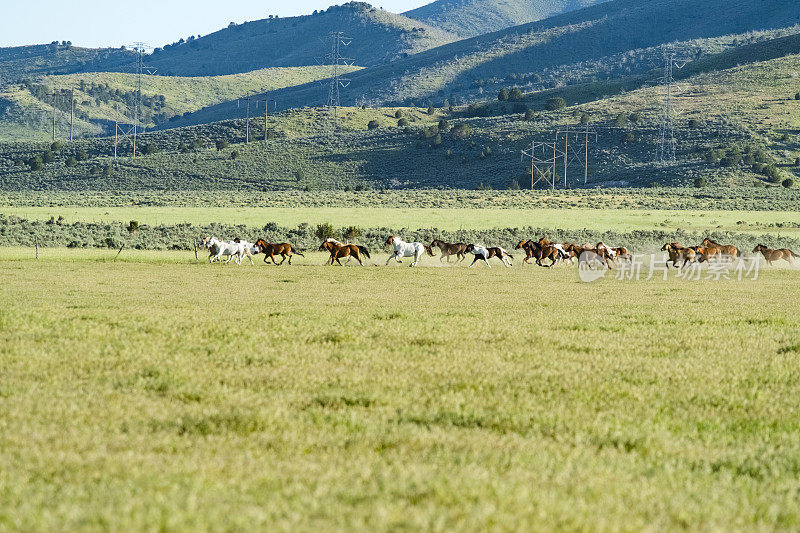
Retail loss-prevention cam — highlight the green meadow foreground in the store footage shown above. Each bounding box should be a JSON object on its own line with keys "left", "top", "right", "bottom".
{"left": 2, "top": 249, "right": 800, "bottom": 530}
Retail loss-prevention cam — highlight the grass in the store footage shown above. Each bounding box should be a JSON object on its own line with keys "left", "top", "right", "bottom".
{"left": 1, "top": 248, "right": 799, "bottom": 529}
{"left": 2, "top": 205, "right": 800, "bottom": 236}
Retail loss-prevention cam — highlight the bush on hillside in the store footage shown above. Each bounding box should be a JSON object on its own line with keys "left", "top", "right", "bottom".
{"left": 782, "top": 178, "right": 794, "bottom": 188}
{"left": 546, "top": 97, "right": 566, "bottom": 111}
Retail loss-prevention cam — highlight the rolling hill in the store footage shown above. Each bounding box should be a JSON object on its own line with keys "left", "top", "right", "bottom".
{"left": 116, "top": 2, "right": 457, "bottom": 77}
{"left": 0, "top": 66, "right": 359, "bottom": 141}
{"left": 165, "top": 0, "right": 800, "bottom": 129}
{"left": 404, "top": 0, "right": 606, "bottom": 38}
{"left": 0, "top": 43, "right": 135, "bottom": 81}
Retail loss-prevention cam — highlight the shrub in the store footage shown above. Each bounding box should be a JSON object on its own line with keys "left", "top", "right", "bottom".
{"left": 367, "top": 120, "right": 380, "bottom": 130}
{"left": 629, "top": 112, "right": 641, "bottom": 123}
{"left": 191, "top": 138, "right": 204, "bottom": 150}
{"left": 688, "top": 118, "right": 700, "bottom": 128}
{"left": 509, "top": 87, "right": 524, "bottom": 101}
{"left": 580, "top": 113, "right": 590, "bottom": 125}
{"left": 524, "top": 109, "right": 536, "bottom": 121}
{"left": 141, "top": 143, "right": 159, "bottom": 155}
{"left": 795, "top": 157, "right": 800, "bottom": 167}
{"left": 614, "top": 113, "right": 629, "bottom": 127}
{"left": 315, "top": 222, "right": 335, "bottom": 240}
{"left": 394, "top": 109, "right": 404, "bottom": 119}
{"left": 438, "top": 118, "right": 449, "bottom": 132}
{"left": 621, "top": 132, "right": 635, "bottom": 144}
{"left": 342, "top": 226, "right": 360, "bottom": 241}
{"left": 50, "top": 141, "right": 63, "bottom": 152}
{"left": 693, "top": 177, "right": 707, "bottom": 188}
{"left": 65, "top": 157, "right": 78, "bottom": 167}
{"left": 215, "top": 139, "right": 229, "bottom": 151}
{"left": 508, "top": 179, "right": 520, "bottom": 190}
{"left": 451, "top": 123, "right": 471, "bottom": 140}
{"left": 397, "top": 118, "right": 409, "bottom": 128}
{"left": 102, "top": 164, "right": 112, "bottom": 177}
{"left": 546, "top": 97, "right": 566, "bottom": 111}
{"left": 42, "top": 151, "right": 55, "bottom": 163}
{"left": 432, "top": 134, "right": 442, "bottom": 147}
{"left": 498, "top": 88, "right": 509, "bottom": 101}
{"left": 782, "top": 178, "right": 794, "bottom": 188}
{"left": 178, "top": 143, "right": 189, "bottom": 153}
{"left": 127, "top": 220, "right": 140, "bottom": 233}
{"left": 426, "top": 106, "right": 435, "bottom": 115}
{"left": 230, "top": 150, "right": 239, "bottom": 160}
{"left": 763, "top": 164, "right": 781, "bottom": 182}
{"left": 27, "top": 156, "right": 44, "bottom": 171}
{"left": 76, "top": 149, "right": 88, "bottom": 161}
{"left": 795, "top": 92, "right": 800, "bottom": 100}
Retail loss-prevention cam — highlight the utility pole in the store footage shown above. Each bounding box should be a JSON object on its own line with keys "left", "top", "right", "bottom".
{"left": 47, "top": 90, "right": 58, "bottom": 141}
{"left": 556, "top": 125, "right": 597, "bottom": 187}
{"left": 131, "top": 42, "right": 157, "bottom": 159}
{"left": 69, "top": 89, "right": 75, "bottom": 141}
{"left": 245, "top": 94, "right": 251, "bottom": 144}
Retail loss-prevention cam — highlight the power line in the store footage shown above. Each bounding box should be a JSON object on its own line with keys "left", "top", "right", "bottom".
{"left": 131, "top": 42, "right": 157, "bottom": 159}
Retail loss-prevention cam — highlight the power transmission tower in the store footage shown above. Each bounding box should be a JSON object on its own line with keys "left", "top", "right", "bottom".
{"left": 131, "top": 42, "right": 157, "bottom": 159}
{"left": 69, "top": 89, "right": 75, "bottom": 141}
{"left": 556, "top": 125, "right": 598, "bottom": 186}
{"left": 326, "top": 32, "right": 353, "bottom": 132}
{"left": 521, "top": 140, "right": 561, "bottom": 190}
{"left": 656, "top": 45, "right": 685, "bottom": 164}
{"left": 46, "top": 89, "right": 58, "bottom": 141}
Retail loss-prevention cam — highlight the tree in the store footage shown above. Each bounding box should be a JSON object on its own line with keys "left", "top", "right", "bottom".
{"left": 398, "top": 118, "right": 409, "bottom": 128}
{"left": 497, "top": 88, "right": 509, "bottom": 101}
{"left": 629, "top": 112, "right": 641, "bottom": 123}
{"left": 438, "top": 118, "right": 449, "bottom": 132}
{"left": 782, "top": 178, "right": 794, "bottom": 188}
{"left": 42, "top": 151, "right": 55, "bottom": 163}
{"left": 126, "top": 220, "right": 140, "bottom": 233}
{"left": 688, "top": 118, "right": 699, "bottom": 128}
{"left": 580, "top": 113, "right": 590, "bottom": 125}
{"left": 509, "top": 87, "right": 524, "bottom": 101}
{"left": 614, "top": 113, "right": 629, "bottom": 127}
{"left": 394, "top": 109, "right": 404, "bottom": 119}
{"left": 27, "top": 156, "right": 44, "bottom": 171}
{"left": 426, "top": 106, "right": 436, "bottom": 115}
{"left": 524, "top": 108, "right": 536, "bottom": 121}
{"left": 76, "top": 149, "right": 88, "bottom": 161}
{"left": 50, "top": 141, "right": 63, "bottom": 152}
{"left": 693, "top": 177, "right": 707, "bottom": 188}
{"left": 215, "top": 139, "right": 229, "bottom": 151}
{"left": 230, "top": 150, "right": 239, "bottom": 160}
{"left": 795, "top": 157, "right": 800, "bottom": 167}
{"left": 65, "top": 157, "right": 78, "bottom": 167}
{"left": 367, "top": 120, "right": 380, "bottom": 130}
{"left": 795, "top": 92, "right": 800, "bottom": 100}
{"left": 192, "top": 138, "right": 204, "bottom": 150}
{"left": 546, "top": 97, "right": 566, "bottom": 111}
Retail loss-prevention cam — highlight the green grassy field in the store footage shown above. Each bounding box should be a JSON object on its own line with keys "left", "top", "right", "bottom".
{"left": 1, "top": 248, "right": 799, "bottom": 530}
{"left": 2, "top": 206, "right": 800, "bottom": 236}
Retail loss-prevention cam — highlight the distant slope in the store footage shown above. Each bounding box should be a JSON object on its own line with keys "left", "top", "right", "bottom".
{"left": 0, "top": 66, "right": 357, "bottom": 141}
{"left": 405, "top": 0, "right": 605, "bottom": 38}
{"left": 125, "top": 2, "right": 457, "bottom": 77}
{"left": 168, "top": 0, "right": 800, "bottom": 127}
{"left": 0, "top": 43, "right": 135, "bottom": 81}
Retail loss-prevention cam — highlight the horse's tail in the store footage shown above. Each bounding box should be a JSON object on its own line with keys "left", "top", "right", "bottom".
{"left": 788, "top": 250, "right": 799, "bottom": 261}
{"left": 292, "top": 246, "right": 305, "bottom": 257}
{"left": 357, "top": 245, "right": 371, "bottom": 259}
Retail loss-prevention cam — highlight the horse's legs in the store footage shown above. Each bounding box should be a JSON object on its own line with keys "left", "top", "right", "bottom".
{"left": 287, "top": 254, "right": 292, "bottom": 265}
{"left": 278, "top": 254, "right": 287, "bottom": 265}
{"left": 469, "top": 256, "right": 480, "bottom": 268}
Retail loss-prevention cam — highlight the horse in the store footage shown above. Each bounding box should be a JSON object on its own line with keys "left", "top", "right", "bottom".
{"left": 753, "top": 244, "right": 797, "bottom": 265}
{"left": 254, "top": 239, "right": 304, "bottom": 265}
{"left": 593, "top": 243, "right": 616, "bottom": 268}
{"left": 611, "top": 246, "right": 632, "bottom": 263}
{"left": 200, "top": 237, "right": 254, "bottom": 265}
{"left": 429, "top": 239, "right": 468, "bottom": 263}
{"left": 661, "top": 243, "right": 695, "bottom": 268}
{"left": 465, "top": 244, "right": 513, "bottom": 268}
{"left": 385, "top": 236, "right": 425, "bottom": 267}
{"left": 701, "top": 238, "right": 739, "bottom": 259}
{"left": 318, "top": 240, "right": 370, "bottom": 266}
{"left": 515, "top": 240, "right": 559, "bottom": 267}
{"left": 692, "top": 245, "right": 720, "bottom": 263}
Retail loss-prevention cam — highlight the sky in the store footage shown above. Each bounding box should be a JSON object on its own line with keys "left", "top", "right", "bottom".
{"left": 0, "top": 0, "right": 433, "bottom": 49}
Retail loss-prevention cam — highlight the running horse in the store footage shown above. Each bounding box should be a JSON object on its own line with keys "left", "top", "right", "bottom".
{"left": 701, "top": 238, "right": 740, "bottom": 259}
{"left": 429, "top": 239, "right": 468, "bottom": 263}
{"left": 753, "top": 244, "right": 797, "bottom": 265}
{"left": 385, "top": 236, "right": 425, "bottom": 267}
{"left": 254, "top": 239, "right": 304, "bottom": 265}
{"left": 319, "top": 240, "right": 370, "bottom": 266}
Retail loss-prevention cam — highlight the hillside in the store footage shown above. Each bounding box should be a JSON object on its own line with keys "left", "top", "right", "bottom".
{"left": 167, "top": 0, "right": 800, "bottom": 128}
{"left": 405, "top": 0, "right": 605, "bottom": 38}
{"left": 0, "top": 66, "right": 359, "bottom": 141}
{"left": 0, "top": 43, "right": 134, "bottom": 81}
{"left": 1, "top": 52, "right": 799, "bottom": 192}
{"left": 118, "top": 2, "right": 457, "bottom": 77}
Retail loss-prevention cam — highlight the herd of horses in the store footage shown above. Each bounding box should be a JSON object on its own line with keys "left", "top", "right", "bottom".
{"left": 199, "top": 235, "right": 796, "bottom": 269}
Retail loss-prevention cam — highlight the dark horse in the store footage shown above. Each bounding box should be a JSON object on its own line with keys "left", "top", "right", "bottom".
{"left": 429, "top": 239, "right": 468, "bottom": 263}
{"left": 515, "top": 240, "right": 559, "bottom": 268}
{"left": 319, "top": 240, "right": 370, "bottom": 266}
{"left": 254, "top": 239, "right": 304, "bottom": 265}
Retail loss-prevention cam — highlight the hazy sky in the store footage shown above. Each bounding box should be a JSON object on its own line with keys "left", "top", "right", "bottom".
{"left": 0, "top": 1, "right": 433, "bottom": 49}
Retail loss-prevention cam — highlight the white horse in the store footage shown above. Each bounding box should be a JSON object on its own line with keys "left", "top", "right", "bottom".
{"left": 200, "top": 237, "right": 254, "bottom": 265}
{"left": 385, "top": 236, "right": 425, "bottom": 267}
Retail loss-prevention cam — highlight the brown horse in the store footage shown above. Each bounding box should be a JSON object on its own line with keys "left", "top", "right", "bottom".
{"left": 753, "top": 244, "right": 797, "bottom": 265}
{"left": 319, "top": 240, "right": 370, "bottom": 266}
{"left": 701, "top": 238, "right": 739, "bottom": 259}
{"left": 515, "top": 240, "right": 559, "bottom": 268}
{"left": 661, "top": 243, "right": 695, "bottom": 268}
{"left": 429, "top": 239, "right": 467, "bottom": 263}
{"left": 692, "top": 245, "right": 720, "bottom": 263}
{"left": 254, "top": 239, "right": 304, "bottom": 265}
{"left": 611, "top": 246, "right": 632, "bottom": 263}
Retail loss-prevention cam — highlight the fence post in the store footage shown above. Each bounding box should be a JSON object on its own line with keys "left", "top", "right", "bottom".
{"left": 194, "top": 241, "right": 198, "bottom": 260}
{"left": 35, "top": 237, "right": 39, "bottom": 260}
{"left": 115, "top": 244, "right": 125, "bottom": 259}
